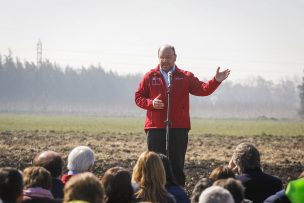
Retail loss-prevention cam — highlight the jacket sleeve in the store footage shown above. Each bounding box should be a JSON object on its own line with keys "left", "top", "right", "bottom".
{"left": 189, "top": 73, "right": 221, "bottom": 96}
{"left": 135, "top": 74, "right": 154, "bottom": 110}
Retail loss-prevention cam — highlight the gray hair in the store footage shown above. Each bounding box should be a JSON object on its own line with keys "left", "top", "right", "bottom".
{"left": 67, "top": 146, "right": 95, "bottom": 173}
{"left": 158, "top": 44, "right": 176, "bottom": 56}
{"left": 199, "top": 186, "right": 235, "bottom": 203}
{"left": 232, "top": 143, "right": 260, "bottom": 173}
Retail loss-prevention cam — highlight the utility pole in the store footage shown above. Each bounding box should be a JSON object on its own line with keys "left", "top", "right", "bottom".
{"left": 37, "top": 40, "right": 42, "bottom": 68}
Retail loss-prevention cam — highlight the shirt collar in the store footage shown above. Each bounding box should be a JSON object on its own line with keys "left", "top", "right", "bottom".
{"left": 159, "top": 65, "right": 176, "bottom": 74}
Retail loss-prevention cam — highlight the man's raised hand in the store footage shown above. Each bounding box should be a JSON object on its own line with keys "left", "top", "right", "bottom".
{"left": 215, "top": 67, "right": 231, "bottom": 82}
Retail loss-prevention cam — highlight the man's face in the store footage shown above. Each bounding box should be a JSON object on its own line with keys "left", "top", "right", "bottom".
{"left": 158, "top": 47, "right": 176, "bottom": 72}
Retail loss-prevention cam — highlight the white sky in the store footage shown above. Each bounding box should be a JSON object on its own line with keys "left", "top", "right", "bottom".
{"left": 1, "top": 0, "right": 304, "bottom": 83}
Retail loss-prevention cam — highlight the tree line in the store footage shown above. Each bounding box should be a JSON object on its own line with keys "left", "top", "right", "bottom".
{"left": 0, "top": 52, "right": 303, "bottom": 119}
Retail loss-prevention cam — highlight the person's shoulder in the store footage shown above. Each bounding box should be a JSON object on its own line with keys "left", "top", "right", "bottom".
{"left": 261, "top": 171, "right": 282, "bottom": 183}
{"left": 175, "top": 67, "right": 193, "bottom": 76}
{"left": 166, "top": 192, "right": 177, "bottom": 203}
{"left": 142, "top": 66, "right": 160, "bottom": 77}
{"left": 166, "top": 185, "right": 189, "bottom": 203}
{"left": 264, "top": 189, "right": 291, "bottom": 203}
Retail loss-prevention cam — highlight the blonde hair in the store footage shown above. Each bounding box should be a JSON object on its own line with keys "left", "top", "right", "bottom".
{"left": 23, "top": 166, "right": 51, "bottom": 190}
{"left": 132, "top": 151, "right": 170, "bottom": 203}
{"left": 64, "top": 172, "right": 104, "bottom": 203}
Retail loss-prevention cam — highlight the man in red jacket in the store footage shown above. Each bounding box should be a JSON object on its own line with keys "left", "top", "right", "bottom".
{"left": 135, "top": 44, "right": 230, "bottom": 186}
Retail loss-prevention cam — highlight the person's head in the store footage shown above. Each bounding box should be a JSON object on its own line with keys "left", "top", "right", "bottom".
{"left": 158, "top": 44, "right": 177, "bottom": 72}
{"left": 23, "top": 166, "right": 52, "bottom": 190}
{"left": 132, "top": 151, "right": 167, "bottom": 202}
{"left": 231, "top": 143, "right": 261, "bottom": 173}
{"left": 67, "top": 146, "right": 95, "bottom": 173}
{"left": 213, "top": 178, "right": 244, "bottom": 203}
{"left": 101, "top": 167, "right": 133, "bottom": 203}
{"left": 209, "top": 166, "right": 235, "bottom": 181}
{"left": 158, "top": 153, "right": 178, "bottom": 186}
{"left": 0, "top": 167, "right": 23, "bottom": 203}
{"left": 199, "top": 186, "right": 235, "bottom": 203}
{"left": 33, "top": 150, "right": 64, "bottom": 178}
{"left": 191, "top": 178, "right": 213, "bottom": 203}
{"left": 64, "top": 172, "right": 104, "bottom": 203}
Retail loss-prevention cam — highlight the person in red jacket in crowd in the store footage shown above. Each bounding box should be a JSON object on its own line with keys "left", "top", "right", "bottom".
{"left": 135, "top": 44, "right": 230, "bottom": 186}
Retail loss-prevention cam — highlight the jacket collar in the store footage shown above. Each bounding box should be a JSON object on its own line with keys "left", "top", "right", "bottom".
{"left": 151, "top": 65, "right": 182, "bottom": 75}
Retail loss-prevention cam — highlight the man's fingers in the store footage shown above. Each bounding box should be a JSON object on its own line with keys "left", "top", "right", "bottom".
{"left": 152, "top": 94, "right": 164, "bottom": 109}
{"left": 217, "top": 67, "right": 220, "bottom": 74}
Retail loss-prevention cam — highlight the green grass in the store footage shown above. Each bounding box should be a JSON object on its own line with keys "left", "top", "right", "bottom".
{"left": 0, "top": 113, "right": 303, "bottom": 136}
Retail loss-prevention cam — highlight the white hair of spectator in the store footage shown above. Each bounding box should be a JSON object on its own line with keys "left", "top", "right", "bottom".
{"left": 67, "top": 146, "right": 95, "bottom": 172}
{"left": 199, "top": 186, "right": 235, "bottom": 203}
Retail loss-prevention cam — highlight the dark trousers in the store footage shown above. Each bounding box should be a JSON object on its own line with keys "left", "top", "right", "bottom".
{"left": 147, "top": 128, "right": 188, "bottom": 186}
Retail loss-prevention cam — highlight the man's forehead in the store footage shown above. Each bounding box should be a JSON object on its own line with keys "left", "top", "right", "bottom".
{"left": 159, "top": 47, "right": 175, "bottom": 55}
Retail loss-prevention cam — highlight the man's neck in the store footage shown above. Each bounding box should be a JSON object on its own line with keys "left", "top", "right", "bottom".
{"left": 160, "top": 66, "right": 175, "bottom": 73}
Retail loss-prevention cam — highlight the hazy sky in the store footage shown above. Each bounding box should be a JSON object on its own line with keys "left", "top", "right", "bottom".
{"left": 1, "top": 0, "right": 304, "bottom": 82}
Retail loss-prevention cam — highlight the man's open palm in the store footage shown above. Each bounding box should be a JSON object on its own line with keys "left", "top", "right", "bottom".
{"left": 215, "top": 67, "right": 230, "bottom": 82}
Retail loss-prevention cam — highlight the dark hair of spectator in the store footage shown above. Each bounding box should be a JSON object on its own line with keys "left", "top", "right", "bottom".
{"left": 0, "top": 167, "right": 23, "bottom": 202}
{"left": 213, "top": 178, "right": 245, "bottom": 203}
{"left": 101, "top": 167, "right": 133, "bottom": 203}
{"left": 191, "top": 178, "right": 213, "bottom": 203}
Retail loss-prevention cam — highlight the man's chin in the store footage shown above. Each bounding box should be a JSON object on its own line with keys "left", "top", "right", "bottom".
{"left": 161, "top": 66, "right": 171, "bottom": 72}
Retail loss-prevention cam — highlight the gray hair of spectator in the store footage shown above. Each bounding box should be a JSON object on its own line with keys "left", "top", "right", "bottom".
{"left": 232, "top": 143, "right": 261, "bottom": 173}
{"left": 67, "top": 146, "right": 95, "bottom": 172}
{"left": 199, "top": 186, "right": 235, "bottom": 203}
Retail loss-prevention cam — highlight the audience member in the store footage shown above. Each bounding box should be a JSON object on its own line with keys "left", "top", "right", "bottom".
{"left": 228, "top": 143, "right": 283, "bottom": 203}
{"left": 132, "top": 151, "right": 176, "bottom": 203}
{"left": 209, "top": 165, "right": 235, "bottom": 181}
{"left": 22, "top": 166, "right": 60, "bottom": 203}
{"left": 213, "top": 178, "right": 252, "bottom": 203}
{"left": 191, "top": 178, "right": 213, "bottom": 203}
{"left": 158, "top": 154, "right": 190, "bottom": 203}
{"left": 61, "top": 146, "right": 95, "bottom": 184}
{"left": 0, "top": 167, "right": 23, "bottom": 203}
{"left": 198, "top": 185, "right": 235, "bottom": 203}
{"left": 264, "top": 171, "right": 304, "bottom": 203}
{"left": 101, "top": 167, "right": 134, "bottom": 203}
{"left": 284, "top": 174, "right": 304, "bottom": 203}
{"left": 33, "top": 151, "right": 64, "bottom": 199}
{"left": 63, "top": 172, "right": 104, "bottom": 203}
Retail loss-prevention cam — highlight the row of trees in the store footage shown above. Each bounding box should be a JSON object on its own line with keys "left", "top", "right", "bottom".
{"left": 0, "top": 52, "right": 303, "bottom": 119}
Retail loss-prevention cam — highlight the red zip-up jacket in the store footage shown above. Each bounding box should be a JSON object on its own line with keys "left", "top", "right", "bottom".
{"left": 135, "top": 65, "right": 221, "bottom": 130}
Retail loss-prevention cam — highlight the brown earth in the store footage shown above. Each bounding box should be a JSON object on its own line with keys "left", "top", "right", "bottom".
{"left": 0, "top": 131, "right": 303, "bottom": 195}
